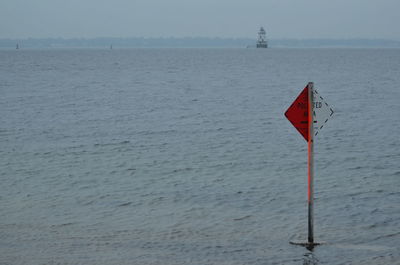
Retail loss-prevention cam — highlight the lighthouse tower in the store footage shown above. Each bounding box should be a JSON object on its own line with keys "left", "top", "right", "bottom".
{"left": 256, "top": 27, "right": 268, "bottom": 48}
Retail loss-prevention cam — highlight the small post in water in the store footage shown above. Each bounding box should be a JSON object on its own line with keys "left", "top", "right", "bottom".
{"left": 307, "top": 82, "right": 314, "bottom": 245}
{"left": 285, "top": 81, "right": 333, "bottom": 249}
{"left": 285, "top": 82, "right": 333, "bottom": 249}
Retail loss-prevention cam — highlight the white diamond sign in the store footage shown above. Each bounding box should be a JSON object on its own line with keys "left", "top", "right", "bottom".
{"left": 313, "top": 89, "right": 334, "bottom": 136}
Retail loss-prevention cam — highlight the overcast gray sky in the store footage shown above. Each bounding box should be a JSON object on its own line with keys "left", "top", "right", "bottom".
{"left": 1, "top": 0, "right": 400, "bottom": 39}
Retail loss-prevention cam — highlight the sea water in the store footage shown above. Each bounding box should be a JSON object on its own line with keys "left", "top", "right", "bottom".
{"left": 1, "top": 48, "right": 400, "bottom": 264}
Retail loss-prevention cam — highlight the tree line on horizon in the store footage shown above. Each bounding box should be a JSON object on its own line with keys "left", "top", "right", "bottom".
{"left": 1, "top": 37, "right": 400, "bottom": 48}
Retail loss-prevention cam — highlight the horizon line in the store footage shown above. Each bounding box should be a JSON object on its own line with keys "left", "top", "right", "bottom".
{"left": 1, "top": 36, "right": 400, "bottom": 41}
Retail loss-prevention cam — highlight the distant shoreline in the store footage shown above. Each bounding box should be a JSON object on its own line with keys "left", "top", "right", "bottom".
{"left": 1, "top": 37, "right": 400, "bottom": 48}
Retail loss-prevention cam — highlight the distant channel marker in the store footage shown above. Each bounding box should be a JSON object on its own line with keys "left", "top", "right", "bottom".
{"left": 284, "top": 82, "right": 334, "bottom": 250}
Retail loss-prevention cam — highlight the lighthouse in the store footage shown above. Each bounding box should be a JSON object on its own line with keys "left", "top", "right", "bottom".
{"left": 256, "top": 27, "right": 268, "bottom": 48}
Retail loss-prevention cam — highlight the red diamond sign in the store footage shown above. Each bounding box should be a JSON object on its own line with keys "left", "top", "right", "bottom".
{"left": 284, "top": 85, "right": 309, "bottom": 141}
